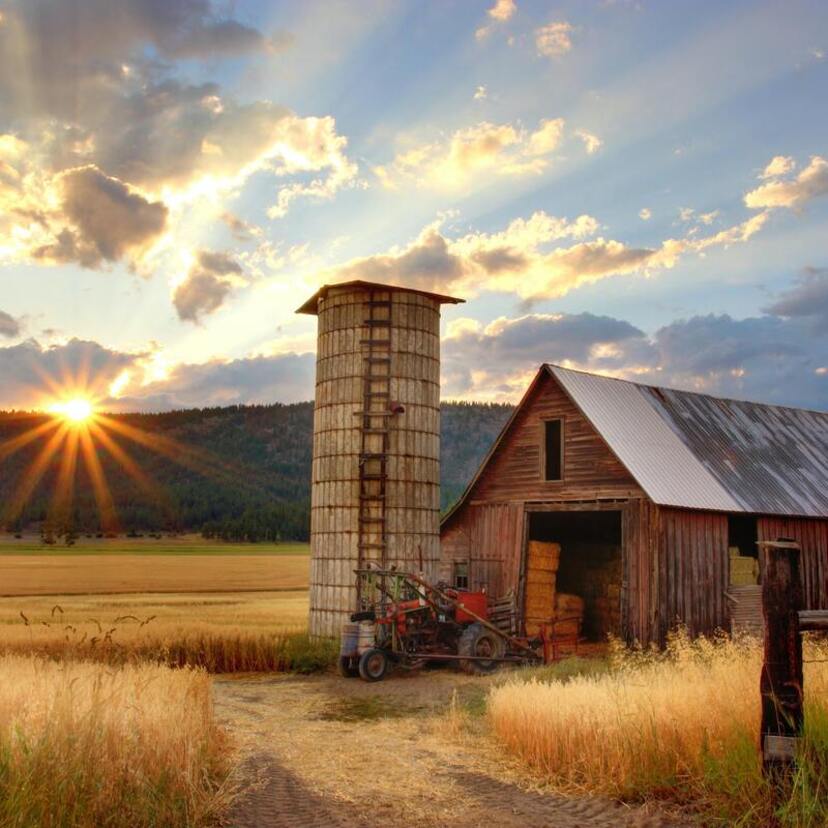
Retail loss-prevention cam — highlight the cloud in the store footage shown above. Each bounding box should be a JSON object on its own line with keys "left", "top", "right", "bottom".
{"left": 112, "top": 352, "right": 316, "bottom": 410}
{"left": 744, "top": 155, "right": 828, "bottom": 210}
{"left": 0, "top": 310, "right": 21, "bottom": 339}
{"left": 173, "top": 250, "right": 246, "bottom": 323}
{"left": 32, "top": 166, "right": 167, "bottom": 268}
{"left": 0, "top": 338, "right": 142, "bottom": 410}
{"left": 475, "top": 0, "right": 516, "bottom": 40}
{"left": 0, "top": 336, "right": 315, "bottom": 411}
{"left": 535, "top": 21, "right": 574, "bottom": 58}
{"left": 761, "top": 155, "right": 795, "bottom": 179}
{"left": 575, "top": 129, "right": 602, "bottom": 154}
{"left": 639, "top": 208, "right": 652, "bottom": 220}
{"left": 474, "top": 86, "right": 488, "bottom": 101}
{"left": 0, "top": 0, "right": 357, "bottom": 273}
{"left": 764, "top": 266, "right": 828, "bottom": 325}
{"left": 441, "top": 306, "right": 828, "bottom": 410}
{"left": 442, "top": 312, "right": 645, "bottom": 398}
{"left": 322, "top": 206, "right": 767, "bottom": 304}
{"left": 376, "top": 117, "right": 566, "bottom": 190}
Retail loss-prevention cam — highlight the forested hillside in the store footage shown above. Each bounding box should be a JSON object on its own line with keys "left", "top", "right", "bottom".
{"left": 0, "top": 402, "right": 512, "bottom": 541}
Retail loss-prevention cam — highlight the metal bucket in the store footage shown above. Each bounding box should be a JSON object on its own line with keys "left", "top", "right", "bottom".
{"left": 357, "top": 620, "right": 376, "bottom": 654}
{"left": 339, "top": 622, "right": 359, "bottom": 658}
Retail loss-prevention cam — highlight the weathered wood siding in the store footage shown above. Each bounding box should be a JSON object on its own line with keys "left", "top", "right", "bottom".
{"left": 440, "top": 502, "right": 523, "bottom": 596}
{"left": 621, "top": 499, "right": 660, "bottom": 644}
{"left": 468, "top": 371, "right": 644, "bottom": 504}
{"left": 758, "top": 517, "right": 828, "bottom": 610}
{"left": 655, "top": 507, "right": 729, "bottom": 641}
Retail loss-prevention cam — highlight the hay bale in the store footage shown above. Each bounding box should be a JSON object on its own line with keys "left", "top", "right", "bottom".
{"left": 555, "top": 593, "right": 585, "bottom": 615}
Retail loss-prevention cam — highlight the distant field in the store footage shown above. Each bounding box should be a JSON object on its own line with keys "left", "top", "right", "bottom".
{"left": 0, "top": 533, "right": 310, "bottom": 556}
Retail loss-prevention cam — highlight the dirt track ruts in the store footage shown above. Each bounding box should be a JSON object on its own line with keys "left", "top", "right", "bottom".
{"left": 215, "top": 670, "right": 694, "bottom": 828}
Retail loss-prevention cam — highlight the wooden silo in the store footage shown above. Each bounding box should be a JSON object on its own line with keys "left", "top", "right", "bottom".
{"left": 297, "top": 280, "right": 464, "bottom": 637}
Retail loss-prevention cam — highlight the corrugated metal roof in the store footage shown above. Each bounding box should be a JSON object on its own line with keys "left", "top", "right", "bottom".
{"left": 548, "top": 366, "right": 742, "bottom": 512}
{"left": 549, "top": 365, "right": 828, "bottom": 517}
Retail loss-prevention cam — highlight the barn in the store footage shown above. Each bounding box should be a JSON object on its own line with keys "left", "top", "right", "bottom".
{"left": 439, "top": 364, "right": 828, "bottom": 646}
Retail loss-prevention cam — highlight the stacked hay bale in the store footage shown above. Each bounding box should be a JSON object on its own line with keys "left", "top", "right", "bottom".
{"left": 524, "top": 541, "right": 559, "bottom": 636}
{"left": 554, "top": 593, "right": 585, "bottom": 638}
{"left": 729, "top": 546, "right": 759, "bottom": 585}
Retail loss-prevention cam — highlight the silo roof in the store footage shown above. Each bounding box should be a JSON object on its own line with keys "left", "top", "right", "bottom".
{"left": 296, "top": 280, "right": 465, "bottom": 314}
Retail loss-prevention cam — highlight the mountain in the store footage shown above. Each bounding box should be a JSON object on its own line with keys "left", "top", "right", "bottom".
{"left": 0, "top": 402, "right": 513, "bottom": 541}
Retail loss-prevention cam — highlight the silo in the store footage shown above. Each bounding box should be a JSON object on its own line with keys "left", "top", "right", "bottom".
{"left": 297, "top": 280, "right": 464, "bottom": 637}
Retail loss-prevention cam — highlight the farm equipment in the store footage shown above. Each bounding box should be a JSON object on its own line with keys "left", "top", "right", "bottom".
{"left": 338, "top": 566, "right": 543, "bottom": 681}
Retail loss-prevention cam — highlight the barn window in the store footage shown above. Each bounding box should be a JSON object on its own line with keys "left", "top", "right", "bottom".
{"left": 453, "top": 561, "right": 469, "bottom": 590}
{"left": 543, "top": 419, "right": 563, "bottom": 481}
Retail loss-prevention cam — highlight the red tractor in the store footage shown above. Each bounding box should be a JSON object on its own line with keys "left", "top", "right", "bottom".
{"left": 338, "top": 567, "right": 542, "bottom": 681}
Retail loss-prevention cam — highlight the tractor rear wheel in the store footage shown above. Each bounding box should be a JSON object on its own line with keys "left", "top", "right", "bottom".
{"left": 358, "top": 648, "right": 389, "bottom": 682}
{"left": 457, "top": 623, "right": 505, "bottom": 674}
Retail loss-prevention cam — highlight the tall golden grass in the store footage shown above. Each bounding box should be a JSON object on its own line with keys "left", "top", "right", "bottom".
{"left": 489, "top": 631, "right": 828, "bottom": 826}
{"left": 0, "top": 655, "right": 231, "bottom": 826}
{"left": 0, "top": 592, "right": 335, "bottom": 672}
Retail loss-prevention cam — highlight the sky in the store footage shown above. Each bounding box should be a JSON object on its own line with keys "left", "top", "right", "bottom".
{"left": 1, "top": 0, "right": 827, "bottom": 412}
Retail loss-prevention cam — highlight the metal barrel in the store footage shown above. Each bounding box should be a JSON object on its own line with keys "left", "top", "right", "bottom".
{"left": 357, "top": 620, "right": 376, "bottom": 654}
{"left": 339, "top": 622, "right": 359, "bottom": 657}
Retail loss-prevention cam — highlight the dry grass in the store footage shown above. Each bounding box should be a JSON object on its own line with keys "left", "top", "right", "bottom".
{"left": 0, "top": 591, "right": 335, "bottom": 673}
{"left": 489, "top": 631, "right": 828, "bottom": 825}
{"left": 0, "top": 654, "right": 230, "bottom": 826}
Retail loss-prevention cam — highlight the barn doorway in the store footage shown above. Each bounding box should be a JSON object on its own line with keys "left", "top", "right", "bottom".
{"left": 526, "top": 510, "right": 623, "bottom": 641}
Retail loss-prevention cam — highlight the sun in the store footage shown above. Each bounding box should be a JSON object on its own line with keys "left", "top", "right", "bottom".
{"left": 50, "top": 398, "right": 95, "bottom": 423}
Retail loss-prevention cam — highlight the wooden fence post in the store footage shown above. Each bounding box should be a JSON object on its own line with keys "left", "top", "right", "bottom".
{"left": 758, "top": 538, "right": 803, "bottom": 777}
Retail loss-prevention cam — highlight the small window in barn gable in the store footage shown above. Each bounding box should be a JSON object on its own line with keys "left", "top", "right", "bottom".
{"left": 543, "top": 419, "right": 563, "bottom": 481}
{"left": 453, "top": 561, "right": 469, "bottom": 590}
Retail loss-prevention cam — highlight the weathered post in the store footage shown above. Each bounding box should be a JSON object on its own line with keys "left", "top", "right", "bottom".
{"left": 758, "top": 539, "right": 803, "bottom": 778}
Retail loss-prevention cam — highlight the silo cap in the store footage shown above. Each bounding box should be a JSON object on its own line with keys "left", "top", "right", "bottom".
{"left": 296, "top": 280, "right": 465, "bottom": 314}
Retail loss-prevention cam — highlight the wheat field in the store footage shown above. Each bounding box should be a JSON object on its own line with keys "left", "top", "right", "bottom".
{"left": 489, "top": 632, "right": 828, "bottom": 826}
{"left": 0, "top": 655, "right": 230, "bottom": 827}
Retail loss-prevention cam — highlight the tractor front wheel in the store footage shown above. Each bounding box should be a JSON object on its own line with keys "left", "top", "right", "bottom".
{"left": 457, "top": 623, "right": 505, "bottom": 674}
{"left": 358, "top": 648, "right": 389, "bottom": 682}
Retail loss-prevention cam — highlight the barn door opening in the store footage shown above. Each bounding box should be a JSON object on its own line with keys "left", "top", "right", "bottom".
{"left": 525, "top": 510, "right": 622, "bottom": 641}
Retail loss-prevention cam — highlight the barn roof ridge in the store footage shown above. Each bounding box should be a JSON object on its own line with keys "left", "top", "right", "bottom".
{"left": 542, "top": 363, "right": 828, "bottom": 417}
{"left": 442, "top": 363, "right": 828, "bottom": 526}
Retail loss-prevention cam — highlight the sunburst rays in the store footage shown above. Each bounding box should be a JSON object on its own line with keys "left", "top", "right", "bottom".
{"left": 0, "top": 367, "right": 262, "bottom": 534}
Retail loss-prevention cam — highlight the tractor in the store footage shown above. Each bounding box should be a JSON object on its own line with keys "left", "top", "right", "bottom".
{"left": 338, "top": 566, "right": 542, "bottom": 681}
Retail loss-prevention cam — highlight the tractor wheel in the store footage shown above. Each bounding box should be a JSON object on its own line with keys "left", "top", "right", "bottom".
{"left": 457, "top": 623, "right": 505, "bottom": 674}
{"left": 358, "top": 648, "right": 389, "bottom": 682}
{"left": 338, "top": 655, "right": 359, "bottom": 678}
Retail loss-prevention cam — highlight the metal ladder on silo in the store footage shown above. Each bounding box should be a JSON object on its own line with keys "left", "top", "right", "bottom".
{"left": 356, "top": 289, "right": 392, "bottom": 603}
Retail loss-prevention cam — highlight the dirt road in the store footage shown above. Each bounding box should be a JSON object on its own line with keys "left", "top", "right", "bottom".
{"left": 214, "top": 670, "right": 692, "bottom": 828}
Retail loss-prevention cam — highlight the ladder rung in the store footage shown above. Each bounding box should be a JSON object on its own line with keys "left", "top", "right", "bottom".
{"left": 353, "top": 411, "right": 394, "bottom": 417}
{"left": 359, "top": 494, "right": 385, "bottom": 501}
{"left": 360, "top": 453, "right": 386, "bottom": 460}
{"left": 365, "top": 356, "right": 391, "bottom": 363}
{"left": 360, "top": 339, "right": 390, "bottom": 346}
{"left": 359, "top": 542, "right": 386, "bottom": 549}
{"left": 367, "top": 300, "right": 392, "bottom": 307}
{"left": 359, "top": 517, "right": 385, "bottom": 524}
{"left": 366, "top": 391, "right": 390, "bottom": 397}
{"left": 364, "top": 319, "right": 391, "bottom": 327}
{"left": 363, "top": 428, "right": 388, "bottom": 434}
{"left": 361, "top": 473, "right": 386, "bottom": 480}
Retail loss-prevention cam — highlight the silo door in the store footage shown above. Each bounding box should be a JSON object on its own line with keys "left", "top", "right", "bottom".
{"left": 524, "top": 540, "right": 559, "bottom": 635}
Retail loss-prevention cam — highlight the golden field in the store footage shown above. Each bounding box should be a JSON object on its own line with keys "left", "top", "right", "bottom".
{"left": 0, "top": 538, "right": 331, "bottom": 672}
{"left": 489, "top": 632, "right": 828, "bottom": 826}
{"left": 0, "top": 655, "right": 229, "bottom": 827}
